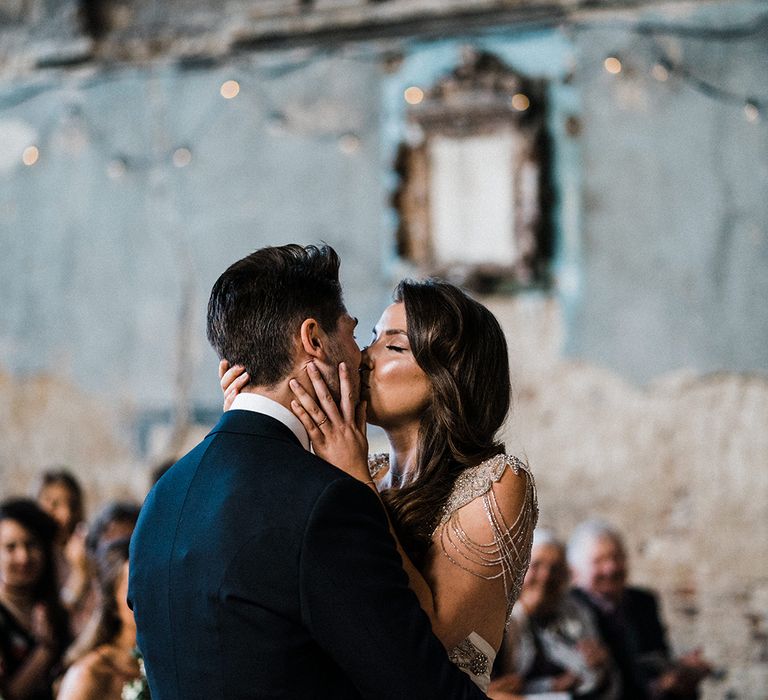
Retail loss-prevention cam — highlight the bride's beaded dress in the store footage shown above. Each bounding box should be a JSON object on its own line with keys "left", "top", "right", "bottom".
{"left": 368, "top": 453, "right": 538, "bottom": 692}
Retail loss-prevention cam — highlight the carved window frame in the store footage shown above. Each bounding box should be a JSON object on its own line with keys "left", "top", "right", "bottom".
{"left": 393, "top": 50, "right": 552, "bottom": 293}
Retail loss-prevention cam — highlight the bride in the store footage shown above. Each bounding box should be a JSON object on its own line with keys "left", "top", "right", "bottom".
{"left": 222, "top": 278, "right": 537, "bottom": 692}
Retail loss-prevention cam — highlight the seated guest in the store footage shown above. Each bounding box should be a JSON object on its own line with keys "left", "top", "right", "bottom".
{"left": 0, "top": 499, "right": 71, "bottom": 700}
{"left": 567, "top": 519, "right": 711, "bottom": 699}
{"left": 490, "top": 529, "right": 619, "bottom": 699}
{"left": 35, "top": 470, "right": 91, "bottom": 635}
{"left": 84, "top": 503, "right": 139, "bottom": 559}
{"left": 35, "top": 471, "right": 85, "bottom": 547}
{"left": 57, "top": 538, "right": 141, "bottom": 700}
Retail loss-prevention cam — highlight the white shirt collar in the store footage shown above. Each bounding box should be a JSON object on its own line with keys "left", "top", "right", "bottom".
{"left": 229, "top": 393, "right": 310, "bottom": 452}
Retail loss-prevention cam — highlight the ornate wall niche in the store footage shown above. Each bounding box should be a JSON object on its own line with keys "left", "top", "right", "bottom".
{"left": 393, "top": 49, "right": 552, "bottom": 293}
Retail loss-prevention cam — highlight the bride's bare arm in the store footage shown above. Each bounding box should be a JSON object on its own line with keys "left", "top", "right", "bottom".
{"left": 425, "top": 467, "right": 536, "bottom": 649}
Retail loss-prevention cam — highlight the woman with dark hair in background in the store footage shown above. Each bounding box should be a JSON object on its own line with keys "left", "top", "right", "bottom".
{"left": 222, "top": 278, "right": 538, "bottom": 691}
{"left": 35, "top": 472, "right": 84, "bottom": 547}
{"left": 57, "top": 538, "right": 140, "bottom": 700}
{"left": 0, "top": 499, "right": 70, "bottom": 700}
{"left": 35, "top": 471, "right": 91, "bottom": 636}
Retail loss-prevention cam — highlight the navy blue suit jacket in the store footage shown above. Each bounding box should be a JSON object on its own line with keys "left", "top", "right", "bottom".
{"left": 128, "top": 409, "right": 486, "bottom": 699}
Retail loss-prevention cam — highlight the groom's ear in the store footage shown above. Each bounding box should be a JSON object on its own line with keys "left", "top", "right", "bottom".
{"left": 299, "top": 318, "right": 327, "bottom": 359}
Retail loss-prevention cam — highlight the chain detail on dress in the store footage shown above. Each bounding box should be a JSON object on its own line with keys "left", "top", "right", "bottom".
{"left": 435, "top": 454, "right": 538, "bottom": 617}
{"left": 366, "top": 452, "right": 538, "bottom": 616}
{"left": 367, "top": 452, "right": 537, "bottom": 691}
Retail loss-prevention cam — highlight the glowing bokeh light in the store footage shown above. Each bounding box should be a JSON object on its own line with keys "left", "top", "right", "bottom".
{"left": 220, "top": 80, "right": 240, "bottom": 99}
{"left": 651, "top": 64, "right": 669, "bottom": 82}
{"left": 22, "top": 145, "right": 39, "bottom": 166}
{"left": 172, "top": 147, "right": 192, "bottom": 168}
{"left": 404, "top": 86, "right": 424, "bottom": 105}
{"left": 744, "top": 102, "right": 760, "bottom": 123}
{"left": 511, "top": 93, "right": 530, "bottom": 111}
{"left": 604, "top": 57, "right": 622, "bottom": 75}
{"left": 338, "top": 134, "right": 361, "bottom": 155}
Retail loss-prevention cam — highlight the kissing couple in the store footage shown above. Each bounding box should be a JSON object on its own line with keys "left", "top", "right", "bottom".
{"left": 129, "top": 243, "right": 537, "bottom": 699}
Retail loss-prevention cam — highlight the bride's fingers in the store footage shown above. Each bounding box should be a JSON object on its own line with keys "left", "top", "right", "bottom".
{"left": 223, "top": 385, "right": 239, "bottom": 412}
{"left": 289, "top": 378, "right": 332, "bottom": 429}
{"left": 338, "top": 362, "right": 355, "bottom": 422}
{"left": 218, "top": 359, "right": 230, "bottom": 380}
{"left": 290, "top": 400, "right": 325, "bottom": 440}
{"left": 220, "top": 363, "right": 247, "bottom": 392}
{"left": 355, "top": 400, "right": 367, "bottom": 434}
{"left": 305, "top": 363, "right": 342, "bottom": 424}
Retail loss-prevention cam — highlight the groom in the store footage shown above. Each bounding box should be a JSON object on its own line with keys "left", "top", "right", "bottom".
{"left": 128, "top": 244, "right": 485, "bottom": 699}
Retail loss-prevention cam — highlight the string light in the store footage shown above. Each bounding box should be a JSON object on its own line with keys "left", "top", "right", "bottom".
{"left": 744, "top": 101, "right": 760, "bottom": 123}
{"left": 106, "top": 157, "right": 127, "bottom": 179}
{"left": 511, "top": 93, "right": 530, "bottom": 111}
{"left": 404, "top": 86, "right": 424, "bottom": 105}
{"left": 604, "top": 56, "right": 623, "bottom": 75}
{"left": 651, "top": 63, "right": 669, "bottom": 82}
{"left": 172, "top": 147, "right": 192, "bottom": 168}
{"left": 220, "top": 80, "right": 240, "bottom": 99}
{"left": 651, "top": 51, "right": 766, "bottom": 122}
{"left": 338, "top": 133, "right": 361, "bottom": 155}
{"left": 11, "top": 12, "right": 765, "bottom": 181}
{"left": 22, "top": 146, "right": 39, "bottom": 166}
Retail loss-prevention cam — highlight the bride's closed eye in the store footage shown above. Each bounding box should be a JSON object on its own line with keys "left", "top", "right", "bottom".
{"left": 386, "top": 345, "right": 407, "bottom": 353}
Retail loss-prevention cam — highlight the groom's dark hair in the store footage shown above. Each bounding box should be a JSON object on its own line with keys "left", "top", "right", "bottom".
{"left": 206, "top": 244, "right": 346, "bottom": 387}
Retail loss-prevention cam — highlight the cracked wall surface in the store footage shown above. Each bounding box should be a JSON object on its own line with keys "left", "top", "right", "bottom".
{"left": 491, "top": 295, "right": 768, "bottom": 696}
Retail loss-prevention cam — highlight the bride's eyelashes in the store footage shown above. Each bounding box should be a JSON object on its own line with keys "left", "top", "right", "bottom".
{"left": 370, "top": 328, "right": 408, "bottom": 353}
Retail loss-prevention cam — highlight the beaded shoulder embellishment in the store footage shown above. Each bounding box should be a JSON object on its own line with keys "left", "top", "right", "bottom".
{"left": 437, "top": 454, "right": 529, "bottom": 526}
{"left": 435, "top": 454, "right": 537, "bottom": 614}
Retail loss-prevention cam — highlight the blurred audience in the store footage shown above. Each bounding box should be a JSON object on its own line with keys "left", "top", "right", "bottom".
{"left": 57, "top": 538, "right": 140, "bottom": 700}
{"left": 35, "top": 472, "right": 84, "bottom": 547}
{"left": 5, "top": 473, "right": 720, "bottom": 700}
{"left": 490, "top": 528, "right": 619, "bottom": 699}
{"left": 568, "top": 519, "right": 712, "bottom": 699}
{"left": 84, "top": 503, "right": 140, "bottom": 560}
{"left": 35, "top": 471, "right": 91, "bottom": 636}
{"left": 0, "top": 499, "right": 71, "bottom": 700}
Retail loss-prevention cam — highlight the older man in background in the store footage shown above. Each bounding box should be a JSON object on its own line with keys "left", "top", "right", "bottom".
{"left": 567, "top": 520, "right": 712, "bottom": 700}
{"left": 490, "top": 529, "right": 619, "bottom": 699}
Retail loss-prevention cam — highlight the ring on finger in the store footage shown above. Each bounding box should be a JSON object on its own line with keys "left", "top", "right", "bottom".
{"left": 317, "top": 416, "right": 328, "bottom": 426}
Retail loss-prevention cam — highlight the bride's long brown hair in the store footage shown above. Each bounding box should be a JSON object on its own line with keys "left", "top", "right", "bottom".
{"left": 380, "top": 279, "right": 512, "bottom": 565}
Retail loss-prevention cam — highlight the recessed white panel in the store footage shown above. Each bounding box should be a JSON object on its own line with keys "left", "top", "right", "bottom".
{"left": 428, "top": 132, "right": 516, "bottom": 266}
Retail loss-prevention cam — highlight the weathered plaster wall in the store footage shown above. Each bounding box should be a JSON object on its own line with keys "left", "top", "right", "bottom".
{"left": 1, "top": 1, "right": 767, "bottom": 697}
{"left": 0, "top": 52, "right": 393, "bottom": 470}
{"left": 568, "top": 2, "right": 768, "bottom": 383}
{"left": 491, "top": 294, "right": 768, "bottom": 697}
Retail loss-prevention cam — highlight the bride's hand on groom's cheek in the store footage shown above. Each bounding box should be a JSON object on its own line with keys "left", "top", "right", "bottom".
{"left": 219, "top": 360, "right": 249, "bottom": 411}
{"left": 289, "top": 361, "right": 369, "bottom": 482}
